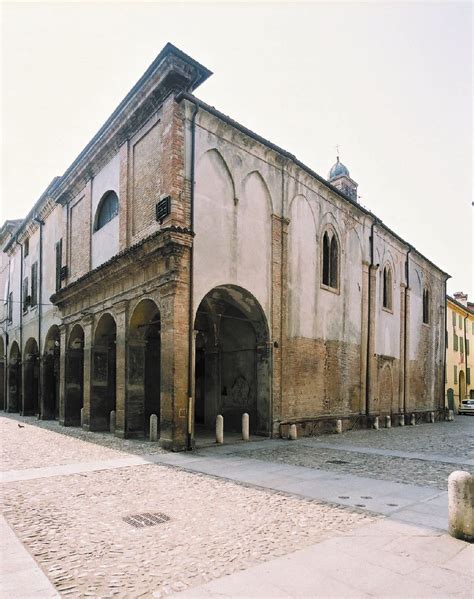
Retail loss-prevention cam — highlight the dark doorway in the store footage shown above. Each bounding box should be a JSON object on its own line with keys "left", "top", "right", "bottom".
{"left": 42, "top": 326, "right": 60, "bottom": 419}
{"left": 8, "top": 342, "right": 21, "bottom": 413}
{"left": 128, "top": 300, "right": 161, "bottom": 437}
{"left": 65, "top": 324, "right": 84, "bottom": 426}
{"left": 194, "top": 285, "right": 270, "bottom": 436}
{"left": 23, "top": 338, "right": 39, "bottom": 415}
{"left": 91, "top": 313, "right": 116, "bottom": 431}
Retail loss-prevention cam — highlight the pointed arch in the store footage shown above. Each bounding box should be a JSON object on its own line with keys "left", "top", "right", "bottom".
{"left": 243, "top": 170, "right": 274, "bottom": 214}
{"left": 382, "top": 263, "right": 393, "bottom": 311}
{"left": 196, "top": 148, "right": 236, "bottom": 200}
{"left": 288, "top": 194, "right": 317, "bottom": 337}
{"left": 320, "top": 223, "right": 340, "bottom": 291}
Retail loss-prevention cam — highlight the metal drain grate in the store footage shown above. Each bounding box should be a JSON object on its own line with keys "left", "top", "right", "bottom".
{"left": 123, "top": 512, "right": 170, "bottom": 528}
{"left": 326, "top": 459, "right": 349, "bottom": 465}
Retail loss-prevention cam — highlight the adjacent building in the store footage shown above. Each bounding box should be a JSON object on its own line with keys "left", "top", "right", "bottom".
{"left": 445, "top": 293, "right": 474, "bottom": 410}
{"left": 0, "top": 44, "right": 449, "bottom": 450}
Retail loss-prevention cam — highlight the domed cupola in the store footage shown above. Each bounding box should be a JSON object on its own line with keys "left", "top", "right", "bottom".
{"left": 328, "top": 157, "right": 350, "bottom": 180}
{"left": 328, "top": 155, "right": 358, "bottom": 203}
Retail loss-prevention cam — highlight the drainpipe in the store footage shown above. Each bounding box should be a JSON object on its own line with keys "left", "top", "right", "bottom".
{"left": 463, "top": 313, "right": 468, "bottom": 400}
{"left": 365, "top": 219, "right": 379, "bottom": 417}
{"left": 186, "top": 100, "right": 199, "bottom": 450}
{"left": 34, "top": 216, "right": 44, "bottom": 417}
{"left": 403, "top": 247, "right": 412, "bottom": 415}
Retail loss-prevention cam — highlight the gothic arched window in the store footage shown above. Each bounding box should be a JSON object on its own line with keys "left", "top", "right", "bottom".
{"left": 383, "top": 266, "right": 393, "bottom": 310}
{"left": 94, "top": 191, "right": 119, "bottom": 232}
{"left": 423, "top": 287, "right": 430, "bottom": 324}
{"left": 322, "top": 229, "right": 339, "bottom": 290}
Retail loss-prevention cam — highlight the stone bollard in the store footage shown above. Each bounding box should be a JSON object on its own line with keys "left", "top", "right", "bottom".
{"left": 80, "top": 407, "right": 84, "bottom": 428}
{"left": 242, "top": 413, "right": 249, "bottom": 441}
{"left": 289, "top": 424, "right": 298, "bottom": 440}
{"left": 399, "top": 414, "right": 405, "bottom": 426}
{"left": 448, "top": 471, "right": 474, "bottom": 542}
{"left": 216, "top": 415, "right": 224, "bottom": 444}
{"left": 373, "top": 416, "right": 379, "bottom": 430}
{"left": 150, "top": 414, "right": 158, "bottom": 442}
{"left": 385, "top": 415, "right": 391, "bottom": 429}
{"left": 447, "top": 410, "right": 454, "bottom": 422}
{"left": 410, "top": 413, "right": 416, "bottom": 426}
{"left": 429, "top": 411, "right": 435, "bottom": 423}
{"left": 336, "top": 419, "right": 342, "bottom": 434}
{"left": 110, "top": 410, "right": 116, "bottom": 434}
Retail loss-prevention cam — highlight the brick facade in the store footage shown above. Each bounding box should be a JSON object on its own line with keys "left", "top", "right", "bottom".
{"left": 0, "top": 44, "right": 449, "bottom": 449}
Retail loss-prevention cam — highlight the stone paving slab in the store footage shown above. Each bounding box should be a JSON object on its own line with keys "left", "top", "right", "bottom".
{"left": 143, "top": 451, "right": 448, "bottom": 528}
{"left": 1, "top": 455, "right": 148, "bottom": 483}
{"left": 0, "top": 515, "right": 59, "bottom": 598}
{"left": 171, "top": 519, "right": 474, "bottom": 599}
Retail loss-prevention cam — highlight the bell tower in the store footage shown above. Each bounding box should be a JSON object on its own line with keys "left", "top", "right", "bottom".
{"left": 328, "top": 156, "right": 358, "bottom": 202}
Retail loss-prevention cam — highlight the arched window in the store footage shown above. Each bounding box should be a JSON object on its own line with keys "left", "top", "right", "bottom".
{"left": 94, "top": 191, "right": 119, "bottom": 232}
{"left": 383, "top": 266, "right": 392, "bottom": 310}
{"left": 322, "top": 229, "right": 339, "bottom": 290}
{"left": 423, "top": 288, "right": 430, "bottom": 324}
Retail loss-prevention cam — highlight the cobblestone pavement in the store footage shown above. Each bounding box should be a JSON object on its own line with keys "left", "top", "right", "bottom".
{"left": 225, "top": 418, "right": 473, "bottom": 491}
{"left": 1, "top": 416, "right": 373, "bottom": 598}
{"left": 1, "top": 414, "right": 167, "bottom": 471}
{"left": 304, "top": 416, "right": 474, "bottom": 459}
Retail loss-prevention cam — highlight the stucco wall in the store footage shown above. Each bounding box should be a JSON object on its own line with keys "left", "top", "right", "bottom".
{"left": 91, "top": 153, "right": 120, "bottom": 270}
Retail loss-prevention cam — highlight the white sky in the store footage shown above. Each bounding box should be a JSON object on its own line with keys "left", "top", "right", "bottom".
{"left": 1, "top": 1, "right": 472, "bottom": 297}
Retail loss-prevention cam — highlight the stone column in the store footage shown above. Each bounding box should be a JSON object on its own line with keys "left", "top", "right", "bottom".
{"left": 81, "top": 315, "right": 94, "bottom": 430}
{"left": 159, "top": 277, "right": 190, "bottom": 451}
{"left": 114, "top": 301, "right": 128, "bottom": 438}
{"left": 58, "top": 324, "right": 67, "bottom": 425}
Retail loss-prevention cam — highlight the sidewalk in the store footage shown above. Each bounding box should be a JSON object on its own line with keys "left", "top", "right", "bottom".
{"left": 172, "top": 519, "right": 473, "bottom": 598}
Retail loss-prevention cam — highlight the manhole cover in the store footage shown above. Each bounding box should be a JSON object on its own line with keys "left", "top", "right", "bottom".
{"left": 123, "top": 513, "right": 170, "bottom": 528}
{"left": 387, "top": 503, "right": 399, "bottom": 507}
{"left": 326, "top": 460, "right": 349, "bottom": 465}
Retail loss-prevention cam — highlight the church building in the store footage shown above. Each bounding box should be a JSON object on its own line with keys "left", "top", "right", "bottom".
{"left": 0, "top": 44, "right": 448, "bottom": 450}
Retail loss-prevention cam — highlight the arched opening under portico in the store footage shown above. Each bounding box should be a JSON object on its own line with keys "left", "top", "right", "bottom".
{"left": 23, "top": 338, "right": 39, "bottom": 416}
{"left": 194, "top": 285, "right": 271, "bottom": 437}
{"left": 0, "top": 337, "right": 5, "bottom": 411}
{"left": 64, "top": 324, "right": 84, "bottom": 426}
{"left": 127, "top": 299, "right": 161, "bottom": 437}
{"left": 91, "top": 313, "right": 116, "bottom": 431}
{"left": 42, "top": 326, "right": 60, "bottom": 420}
{"left": 8, "top": 342, "right": 21, "bottom": 413}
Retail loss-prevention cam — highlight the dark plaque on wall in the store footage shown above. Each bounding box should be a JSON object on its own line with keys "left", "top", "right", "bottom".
{"left": 129, "top": 346, "right": 145, "bottom": 384}
{"left": 93, "top": 351, "right": 108, "bottom": 383}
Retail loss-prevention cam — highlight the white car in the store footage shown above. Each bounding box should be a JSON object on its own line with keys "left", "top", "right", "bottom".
{"left": 458, "top": 399, "right": 474, "bottom": 415}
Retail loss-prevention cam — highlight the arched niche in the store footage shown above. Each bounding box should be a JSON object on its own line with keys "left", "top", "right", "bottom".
{"left": 288, "top": 195, "right": 317, "bottom": 338}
